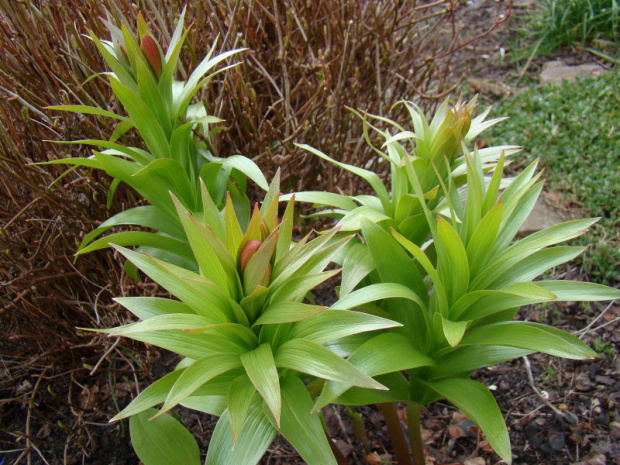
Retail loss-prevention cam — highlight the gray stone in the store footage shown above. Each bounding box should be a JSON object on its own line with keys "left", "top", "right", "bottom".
{"left": 540, "top": 60, "right": 606, "bottom": 85}
{"left": 518, "top": 199, "right": 564, "bottom": 237}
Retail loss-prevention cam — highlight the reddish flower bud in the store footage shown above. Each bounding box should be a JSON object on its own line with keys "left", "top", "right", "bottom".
{"left": 239, "top": 240, "right": 262, "bottom": 273}
{"left": 140, "top": 35, "right": 162, "bottom": 78}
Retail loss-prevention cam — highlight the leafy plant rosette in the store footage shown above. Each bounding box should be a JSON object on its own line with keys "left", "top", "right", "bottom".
{"left": 294, "top": 104, "right": 620, "bottom": 463}
{"left": 44, "top": 10, "right": 267, "bottom": 269}
{"left": 90, "top": 176, "right": 407, "bottom": 464}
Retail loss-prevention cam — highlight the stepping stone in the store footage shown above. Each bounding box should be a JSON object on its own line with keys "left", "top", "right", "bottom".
{"left": 540, "top": 60, "right": 606, "bottom": 85}
{"left": 518, "top": 198, "right": 564, "bottom": 237}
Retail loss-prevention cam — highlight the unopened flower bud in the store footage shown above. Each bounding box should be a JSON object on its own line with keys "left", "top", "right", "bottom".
{"left": 140, "top": 35, "right": 162, "bottom": 78}
{"left": 239, "top": 240, "right": 262, "bottom": 273}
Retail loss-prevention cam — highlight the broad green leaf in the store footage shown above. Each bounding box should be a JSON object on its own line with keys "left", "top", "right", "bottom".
{"left": 460, "top": 321, "right": 597, "bottom": 359}
{"left": 109, "top": 77, "right": 170, "bottom": 159}
{"left": 279, "top": 377, "right": 337, "bottom": 465}
{"left": 227, "top": 375, "right": 256, "bottom": 444}
{"left": 114, "top": 296, "right": 196, "bottom": 320}
{"left": 104, "top": 314, "right": 222, "bottom": 336}
{"left": 428, "top": 345, "right": 533, "bottom": 379}
{"left": 239, "top": 285, "right": 269, "bottom": 324}
{"left": 536, "top": 280, "right": 620, "bottom": 301}
{"left": 332, "top": 283, "right": 426, "bottom": 312}
{"left": 128, "top": 330, "right": 247, "bottom": 359}
{"left": 160, "top": 353, "right": 242, "bottom": 414}
{"left": 340, "top": 241, "right": 374, "bottom": 297}
{"left": 275, "top": 339, "right": 386, "bottom": 390}
{"left": 466, "top": 201, "right": 503, "bottom": 277}
{"left": 112, "top": 245, "right": 233, "bottom": 323}
{"left": 436, "top": 217, "right": 469, "bottom": 307}
{"left": 46, "top": 104, "right": 127, "bottom": 121}
{"left": 254, "top": 302, "right": 326, "bottom": 325}
{"left": 422, "top": 378, "right": 511, "bottom": 464}
{"left": 362, "top": 220, "right": 426, "bottom": 303}
{"left": 334, "top": 372, "right": 410, "bottom": 406}
{"left": 77, "top": 231, "right": 192, "bottom": 262}
{"left": 181, "top": 395, "right": 226, "bottom": 416}
{"left": 224, "top": 194, "right": 244, "bottom": 258}
{"left": 337, "top": 207, "right": 392, "bottom": 231}
{"left": 240, "top": 344, "right": 281, "bottom": 426}
{"left": 281, "top": 191, "right": 358, "bottom": 211}
{"left": 222, "top": 155, "right": 269, "bottom": 191}
{"left": 438, "top": 314, "right": 469, "bottom": 347}
{"left": 315, "top": 333, "right": 434, "bottom": 410}
{"left": 268, "top": 270, "right": 340, "bottom": 305}
{"left": 205, "top": 402, "right": 276, "bottom": 465}
{"left": 296, "top": 143, "right": 391, "bottom": 213}
{"left": 130, "top": 409, "right": 200, "bottom": 465}
{"left": 79, "top": 206, "right": 183, "bottom": 251}
{"left": 453, "top": 283, "right": 555, "bottom": 320}
{"left": 172, "top": 195, "right": 230, "bottom": 292}
{"left": 291, "top": 309, "right": 400, "bottom": 345}
{"left": 112, "top": 370, "right": 184, "bottom": 421}
{"left": 489, "top": 246, "right": 584, "bottom": 289}
{"left": 88, "top": 31, "right": 138, "bottom": 93}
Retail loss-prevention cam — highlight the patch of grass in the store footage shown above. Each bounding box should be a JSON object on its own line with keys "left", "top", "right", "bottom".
{"left": 518, "top": 0, "right": 619, "bottom": 58}
{"left": 488, "top": 70, "right": 620, "bottom": 284}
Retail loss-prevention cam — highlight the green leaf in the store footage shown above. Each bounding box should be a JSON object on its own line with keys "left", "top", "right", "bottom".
{"left": 436, "top": 217, "right": 469, "bottom": 307}
{"left": 240, "top": 344, "right": 281, "bottom": 426}
{"left": 291, "top": 309, "right": 400, "bottom": 345}
{"left": 172, "top": 195, "right": 231, "bottom": 292}
{"left": 112, "top": 370, "right": 184, "bottom": 421}
{"left": 227, "top": 375, "right": 256, "bottom": 445}
{"left": 489, "top": 246, "right": 584, "bottom": 289}
{"left": 114, "top": 297, "right": 196, "bottom": 320}
{"left": 429, "top": 345, "right": 533, "bottom": 379}
{"left": 160, "top": 353, "right": 242, "bottom": 414}
{"left": 205, "top": 402, "right": 276, "bottom": 465}
{"left": 422, "top": 378, "right": 511, "bottom": 464}
{"left": 536, "top": 280, "right": 620, "bottom": 301}
{"left": 254, "top": 302, "right": 326, "bottom": 325}
{"left": 460, "top": 321, "right": 597, "bottom": 359}
{"left": 79, "top": 206, "right": 183, "bottom": 251}
{"left": 181, "top": 395, "right": 227, "bottom": 416}
{"left": 104, "top": 314, "right": 223, "bottom": 336}
{"left": 77, "top": 231, "right": 192, "bottom": 262}
{"left": 315, "top": 333, "right": 434, "bottom": 410}
{"left": 279, "top": 377, "right": 337, "bottom": 465}
{"left": 46, "top": 104, "right": 127, "bottom": 121}
{"left": 112, "top": 245, "right": 234, "bottom": 323}
{"left": 130, "top": 409, "right": 200, "bottom": 465}
{"left": 332, "top": 282, "right": 427, "bottom": 312}
{"left": 296, "top": 143, "right": 391, "bottom": 213}
{"left": 438, "top": 314, "right": 469, "bottom": 347}
{"left": 281, "top": 191, "right": 358, "bottom": 211}
{"left": 340, "top": 241, "right": 374, "bottom": 297}
{"left": 275, "top": 339, "right": 387, "bottom": 390}
{"left": 222, "top": 155, "right": 269, "bottom": 191}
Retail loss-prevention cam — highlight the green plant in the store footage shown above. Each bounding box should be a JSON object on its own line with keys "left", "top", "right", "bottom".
{"left": 294, "top": 101, "right": 620, "bottom": 464}
{"left": 96, "top": 176, "right": 402, "bottom": 464}
{"left": 44, "top": 10, "right": 268, "bottom": 269}
{"left": 488, "top": 70, "right": 620, "bottom": 284}
{"left": 517, "top": 0, "right": 619, "bottom": 58}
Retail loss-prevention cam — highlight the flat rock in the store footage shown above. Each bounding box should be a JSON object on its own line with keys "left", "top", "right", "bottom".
{"left": 540, "top": 60, "right": 606, "bottom": 85}
{"left": 518, "top": 198, "right": 564, "bottom": 237}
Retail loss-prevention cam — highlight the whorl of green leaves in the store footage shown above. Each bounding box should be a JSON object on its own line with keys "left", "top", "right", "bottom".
{"left": 312, "top": 145, "right": 620, "bottom": 464}
{"left": 43, "top": 9, "right": 267, "bottom": 268}
{"left": 95, "top": 176, "right": 402, "bottom": 465}
{"left": 286, "top": 97, "right": 520, "bottom": 244}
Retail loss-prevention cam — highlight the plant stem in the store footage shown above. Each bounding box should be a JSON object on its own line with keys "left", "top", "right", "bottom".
{"left": 407, "top": 402, "right": 426, "bottom": 465}
{"left": 327, "top": 432, "right": 349, "bottom": 465}
{"left": 380, "top": 402, "right": 413, "bottom": 465}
